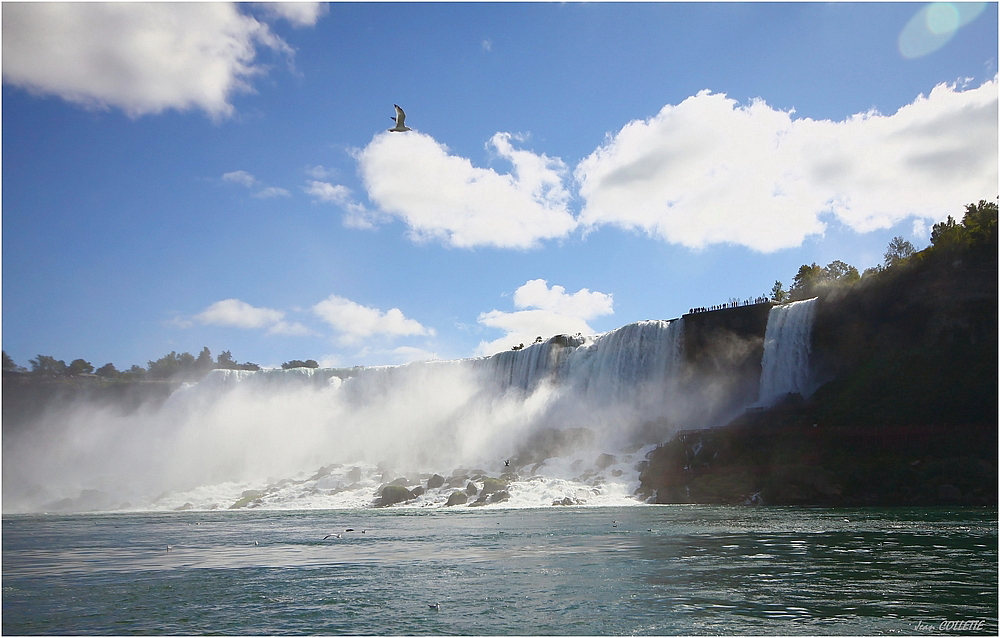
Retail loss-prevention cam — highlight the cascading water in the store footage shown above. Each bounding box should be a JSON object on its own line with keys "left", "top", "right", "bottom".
{"left": 4, "top": 309, "right": 818, "bottom": 514}
{"left": 758, "top": 297, "right": 819, "bottom": 406}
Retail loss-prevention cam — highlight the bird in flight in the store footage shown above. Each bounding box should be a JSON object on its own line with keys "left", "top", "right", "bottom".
{"left": 388, "top": 104, "right": 412, "bottom": 132}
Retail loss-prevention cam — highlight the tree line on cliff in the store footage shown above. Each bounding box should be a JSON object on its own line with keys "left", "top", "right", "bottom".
{"left": 2, "top": 348, "right": 321, "bottom": 383}
{"left": 769, "top": 199, "right": 996, "bottom": 303}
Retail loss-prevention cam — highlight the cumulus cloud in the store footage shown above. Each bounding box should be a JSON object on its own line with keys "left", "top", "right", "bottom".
{"left": 304, "top": 180, "right": 385, "bottom": 228}
{"left": 355, "top": 131, "right": 577, "bottom": 248}
{"left": 195, "top": 298, "right": 311, "bottom": 336}
{"left": 254, "top": 186, "right": 291, "bottom": 198}
{"left": 258, "top": 2, "right": 328, "bottom": 28}
{"left": 575, "top": 78, "right": 998, "bottom": 252}
{"left": 476, "top": 279, "right": 614, "bottom": 356}
{"left": 1, "top": 3, "right": 294, "bottom": 118}
{"left": 313, "top": 295, "right": 434, "bottom": 346}
{"left": 225, "top": 170, "right": 290, "bottom": 199}
{"left": 223, "top": 170, "right": 258, "bottom": 187}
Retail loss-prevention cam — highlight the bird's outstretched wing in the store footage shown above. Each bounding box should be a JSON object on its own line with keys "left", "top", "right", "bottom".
{"left": 389, "top": 104, "right": 411, "bottom": 132}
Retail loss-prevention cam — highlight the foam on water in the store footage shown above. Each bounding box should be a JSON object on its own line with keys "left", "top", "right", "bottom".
{"left": 3, "top": 313, "right": 811, "bottom": 513}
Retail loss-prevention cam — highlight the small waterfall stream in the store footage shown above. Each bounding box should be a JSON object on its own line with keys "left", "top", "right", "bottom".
{"left": 758, "top": 297, "right": 819, "bottom": 405}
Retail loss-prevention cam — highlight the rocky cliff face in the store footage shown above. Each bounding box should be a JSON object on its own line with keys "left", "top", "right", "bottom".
{"left": 640, "top": 241, "right": 998, "bottom": 506}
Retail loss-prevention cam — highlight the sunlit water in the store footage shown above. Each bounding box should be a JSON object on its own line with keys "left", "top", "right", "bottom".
{"left": 3, "top": 506, "right": 995, "bottom": 635}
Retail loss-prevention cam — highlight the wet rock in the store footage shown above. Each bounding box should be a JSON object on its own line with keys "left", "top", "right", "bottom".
{"left": 175, "top": 502, "right": 194, "bottom": 511}
{"left": 427, "top": 474, "right": 445, "bottom": 489}
{"left": 466, "top": 482, "right": 478, "bottom": 496}
{"left": 410, "top": 486, "right": 425, "bottom": 497}
{"left": 480, "top": 477, "right": 507, "bottom": 495}
{"left": 446, "top": 491, "right": 468, "bottom": 506}
{"left": 596, "top": 453, "right": 617, "bottom": 470}
{"left": 378, "top": 485, "right": 414, "bottom": 507}
{"left": 230, "top": 490, "right": 263, "bottom": 509}
{"left": 347, "top": 466, "right": 363, "bottom": 483}
{"left": 489, "top": 490, "right": 510, "bottom": 504}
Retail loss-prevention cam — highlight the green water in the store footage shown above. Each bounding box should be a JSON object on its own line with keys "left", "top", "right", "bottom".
{"left": 3, "top": 506, "right": 996, "bottom": 635}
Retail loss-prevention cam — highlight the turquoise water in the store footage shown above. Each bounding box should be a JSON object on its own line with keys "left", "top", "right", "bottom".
{"left": 3, "top": 506, "right": 996, "bottom": 635}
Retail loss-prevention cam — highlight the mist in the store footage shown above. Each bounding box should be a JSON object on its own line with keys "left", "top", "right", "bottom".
{"left": 3, "top": 307, "right": 817, "bottom": 513}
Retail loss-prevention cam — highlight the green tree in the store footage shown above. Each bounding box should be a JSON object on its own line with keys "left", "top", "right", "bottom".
{"left": 67, "top": 359, "right": 94, "bottom": 375}
{"left": 2, "top": 350, "right": 25, "bottom": 372}
{"left": 196, "top": 347, "right": 213, "bottom": 371}
{"left": 883, "top": 236, "right": 916, "bottom": 268}
{"left": 930, "top": 215, "right": 963, "bottom": 249}
{"left": 789, "top": 263, "right": 823, "bottom": 300}
{"left": 216, "top": 350, "right": 236, "bottom": 369}
{"left": 95, "top": 362, "right": 119, "bottom": 378}
{"left": 769, "top": 281, "right": 789, "bottom": 303}
{"left": 824, "top": 260, "right": 860, "bottom": 284}
{"left": 789, "top": 260, "right": 860, "bottom": 300}
{"left": 29, "top": 355, "right": 68, "bottom": 377}
{"left": 147, "top": 351, "right": 182, "bottom": 379}
{"left": 121, "top": 364, "right": 147, "bottom": 380}
{"left": 961, "top": 199, "right": 998, "bottom": 244}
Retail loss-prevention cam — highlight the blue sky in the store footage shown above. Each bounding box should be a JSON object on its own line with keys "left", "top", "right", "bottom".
{"left": 3, "top": 2, "right": 997, "bottom": 370}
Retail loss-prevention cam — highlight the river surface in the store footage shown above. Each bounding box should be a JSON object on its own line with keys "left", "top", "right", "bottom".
{"left": 3, "top": 506, "right": 996, "bottom": 635}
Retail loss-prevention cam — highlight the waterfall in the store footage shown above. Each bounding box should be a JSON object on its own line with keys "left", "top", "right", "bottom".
{"left": 758, "top": 297, "right": 818, "bottom": 405}
{"left": 473, "top": 319, "right": 684, "bottom": 404}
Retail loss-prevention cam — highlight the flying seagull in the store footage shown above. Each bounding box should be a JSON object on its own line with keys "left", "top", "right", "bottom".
{"left": 388, "top": 104, "right": 412, "bottom": 132}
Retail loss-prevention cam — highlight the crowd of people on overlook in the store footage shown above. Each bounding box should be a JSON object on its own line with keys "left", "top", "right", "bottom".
{"left": 688, "top": 296, "right": 771, "bottom": 314}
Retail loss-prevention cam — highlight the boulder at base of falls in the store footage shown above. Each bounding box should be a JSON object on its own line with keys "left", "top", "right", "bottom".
{"left": 445, "top": 491, "right": 468, "bottom": 506}
{"left": 230, "top": 490, "right": 264, "bottom": 509}
{"left": 489, "top": 490, "right": 511, "bottom": 504}
{"left": 596, "top": 453, "right": 617, "bottom": 470}
{"left": 480, "top": 477, "right": 507, "bottom": 495}
{"left": 427, "top": 474, "right": 445, "bottom": 489}
{"left": 410, "top": 486, "right": 425, "bottom": 497}
{"left": 377, "top": 485, "right": 414, "bottom": 507}
{"left": 466, "top": 482, "right": 478, "bottom": 496}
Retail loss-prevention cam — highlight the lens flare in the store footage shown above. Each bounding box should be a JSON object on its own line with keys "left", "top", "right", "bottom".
{"left": 898, "top": 2, "right": 986, "bottom": 59}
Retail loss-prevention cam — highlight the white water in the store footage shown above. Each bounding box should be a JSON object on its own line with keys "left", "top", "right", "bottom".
{"left": 4, "top": 321, "right": 693, "bottom": 513}
{"left": 5, "top": 312, "right": 816, "bottom": 513}
{"left": 758, "top": 297, "right": 819, "bottom": 405}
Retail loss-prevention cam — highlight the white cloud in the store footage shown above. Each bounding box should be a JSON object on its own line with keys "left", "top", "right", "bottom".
{"left": 196, "top": 299, "right": 285, "bottom": 329}
{"left": 258, "top": 2, "right": 328, "bottom": 28}
{"left": 226, "top": 170, "right": 289, "bottom": 199}
{"left": 304, "top": 180, "right": 385, "bottom": 228}
{"left": 305, "top": 165, "right": 336, "bottom": 180}
{"left": 223, "top": 170, "right": 258, "bottom": 187}
{"left": 512, "top": 278, "right": 614, "bottom": 320}
{"left": 355, "top": 131, "right": 577, "bottom": 248}
{"left": 389, "top": 346, "right": 440, "bottom": 364}
{"left": 254, "top": 186, "right": 291, "bottom": 198}
{"left": 194, "top": 298, "right": 313, "bottom": 336}
{"left": 267, "top": 320, "right": 315, "bottom": 336}
{"left": 2, "top": 3, "right": 292, "bottom": 118}
{"left": 576, "top": 78, "right": 998, "bottom": 252}
{"left": 475, "top": 280, "right": 614, "bottom": 356}
{"left": 313, "top": 295, "right": 434, "bottom": 346}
